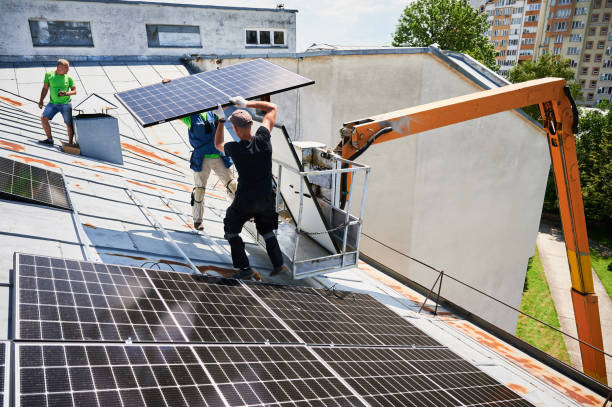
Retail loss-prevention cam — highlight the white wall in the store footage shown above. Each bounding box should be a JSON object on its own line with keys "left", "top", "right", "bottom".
{"left": 0, "top": 0, "right": 296, "bottom": 57}
{"left": 192, "top": 51, "right": 550, "bottom": 333}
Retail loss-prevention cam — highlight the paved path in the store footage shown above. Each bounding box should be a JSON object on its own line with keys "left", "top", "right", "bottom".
{"left": 537, "top": 222, "right": 612, "bottom": 385}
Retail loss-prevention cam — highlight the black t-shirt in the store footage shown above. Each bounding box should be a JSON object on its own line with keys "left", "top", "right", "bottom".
{"left": 224, "top": 125, "right": 273, "bottom": 198}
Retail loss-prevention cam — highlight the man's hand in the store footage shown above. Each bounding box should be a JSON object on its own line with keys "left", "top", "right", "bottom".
{"left": 58, "top": 90, "right": 67, "bottom": 96}
{"left": 229, "top": 96, "right": 247, "bottom": 108}
{"left": 38, "top": 101, "right": 43, "bottom": 109}
{"left": 215, "top": 104, "right": 225, "bottom": 121}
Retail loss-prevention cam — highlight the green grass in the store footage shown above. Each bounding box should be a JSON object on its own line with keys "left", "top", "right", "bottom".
{"left": 588, "top": 226, "right": 612, "bottom": 299}
{"left": 516, "top": 248, "right": 571, "bottom": 364}
{"left": 591, "top": 250, "right": 612, "bottom": 299}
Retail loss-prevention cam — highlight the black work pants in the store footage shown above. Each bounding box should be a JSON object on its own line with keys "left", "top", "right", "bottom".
{"left": 223, "top": 192, "right": 283, "bottom": 270}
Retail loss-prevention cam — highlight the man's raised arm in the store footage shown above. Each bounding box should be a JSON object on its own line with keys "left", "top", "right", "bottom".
{"left": 229, "top": 96, "right": 277, "bottom": 131}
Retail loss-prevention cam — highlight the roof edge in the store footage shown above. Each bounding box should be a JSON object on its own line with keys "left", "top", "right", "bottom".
{"left": 50, "top": 0, "right": 298, "bottom": 13}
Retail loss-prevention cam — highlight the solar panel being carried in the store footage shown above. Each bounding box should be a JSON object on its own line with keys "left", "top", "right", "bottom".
{"left": 0, "top": 157, "right": 71, "bottom": 210}
{"left": 115, "top": 58, "right": 314, "bottom": 127}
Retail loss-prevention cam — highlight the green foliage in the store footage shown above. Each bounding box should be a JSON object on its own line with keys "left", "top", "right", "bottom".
{"left": 392, "top": 0, "right": 497, "bottom": 70}
{"left": 517, "top": 248, "right": 570, "bottom": 364}
{"left": 507, "top": 53, "right": 582, "bottom": 121}
{"left": 575, "top": 107, "right": 612, "bottom": 223}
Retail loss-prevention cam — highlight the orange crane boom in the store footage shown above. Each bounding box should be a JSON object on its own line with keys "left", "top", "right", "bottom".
{"left": 339, "top": 77, "right": 607, "bottom": 384}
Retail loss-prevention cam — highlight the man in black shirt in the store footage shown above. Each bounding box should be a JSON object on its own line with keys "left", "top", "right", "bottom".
{"left": 214, "top": 97, "right": 284, "bottom": 279}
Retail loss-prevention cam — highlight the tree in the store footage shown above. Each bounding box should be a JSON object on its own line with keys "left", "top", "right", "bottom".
{"left": 575, "top": 107, "right": 612, "bottom": 224}
{"left": 392, "top": 0, "right": 497, "bottom": 70}
{"left": 507, "top": 53, "right": 582, "bottom": 121}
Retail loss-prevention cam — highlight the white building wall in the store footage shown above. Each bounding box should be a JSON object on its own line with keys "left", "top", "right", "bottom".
{"left": 192, "top": 51, "right": 549, "bottom": 333}
{"left": 0, "top": 0, "right": 296, "bottom": 58}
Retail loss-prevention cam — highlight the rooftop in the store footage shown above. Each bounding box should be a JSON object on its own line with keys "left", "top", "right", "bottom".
{"left": 0, "top": 51, "right": 608, "bottom": 405}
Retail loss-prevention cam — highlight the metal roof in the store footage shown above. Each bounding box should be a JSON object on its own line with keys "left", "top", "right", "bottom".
{"left": 0, "top": 58, "right": 607, "bottom": 406}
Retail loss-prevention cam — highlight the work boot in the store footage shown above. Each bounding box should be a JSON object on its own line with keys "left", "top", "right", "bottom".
{"left": 38, "top": 138, "right": 54, "bottom": 145}
{"left": 233, "top": 267, "right": 254, "bottom": 280}
{"left": 270, "top": 265, "right": 287, "bottom": 277}
{"left": 194, "top": 221, "right": 203, "bottom": 231}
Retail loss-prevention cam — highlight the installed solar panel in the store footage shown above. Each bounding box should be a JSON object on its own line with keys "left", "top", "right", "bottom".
{"left": 0, "top": 342, "right": 8, "bottom": 407}
{"left": 315, "top": 346, "right": 536, "bottom": 407}
{"left": 15, "top": 254, "right": 184, "bottom": 342}
{"left": 193, "top": 344, "right": 366, "bottom": 406}
{"left": 115, "top": 58, "right": 314, "bottom": 127}
{"left": 145, "top": 269, "right": 297, "bottom": 344}
{"left": 0, "top": 156, "right": 71, "bottom": 210}
{"left": 248, "top": 283, "right": 440, "bottom": 347}
{"left": 15, "top": 343, "right": 225, "bottom": 407}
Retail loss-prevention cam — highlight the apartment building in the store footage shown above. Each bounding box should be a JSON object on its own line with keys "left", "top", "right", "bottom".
{"left": 480, "top": 0, "right": 612, "bottom": 106}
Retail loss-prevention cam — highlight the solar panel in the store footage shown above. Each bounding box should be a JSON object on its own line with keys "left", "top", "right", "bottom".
{"left": 15, "top": 343, "right": 226, "bottom": 407}
{"left": 145, "top": 269, "right": 297, "bottom": 344}
{"left": 248, "top": 283, "right": 440, "bottom": 347}
{"left": 115, "top": 58, "right": 314, "bottom": 127}
{"left": 15, "top": 254, "right": 185, "bottom": 342}
{"left": 0, "top": 157, "right": 71, "bottom": 210}
{"left": 0, "top": 342, "right": 8, "bottom": 407}
{"left": 193, "top": 344, "right": 366, "bottom": 406}
{"left": 314, "top": 346, "right": 536, "bottom": 407}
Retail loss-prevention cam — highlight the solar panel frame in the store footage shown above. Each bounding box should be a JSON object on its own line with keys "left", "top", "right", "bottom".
{"left": 247, "top": 282, "right": 441, "bottom": 347}
{"left": 115, "top": 58, "right": 315, "bottom": 127}
{"left": 314, "top": 346, "right": 536, "bottom": 407}
{"left": 14, "top": 254, "right": 186, "bottom": 343}
{"left": 0, "top": 157, "right": 71, "bottom": 210}
{"left": 0, "top": 342, "right": 9, "bottom": 407}
{"left": 14, "top": 342, "right": 228, "bottom": 407}
{"left": 192, "top": 344, "right": 367, "bottom": 407}
{"left": 145, "top": 268, "right": 298, "bottom": 345}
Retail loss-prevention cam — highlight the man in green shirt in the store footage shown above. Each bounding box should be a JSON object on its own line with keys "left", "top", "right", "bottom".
{"left": 38, "top": 59, "right": 77, "bottom": 145}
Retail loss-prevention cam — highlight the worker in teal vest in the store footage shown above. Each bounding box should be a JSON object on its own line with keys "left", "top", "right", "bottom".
{"left": 181, "top": 111, "right": 237, "bottom": 231}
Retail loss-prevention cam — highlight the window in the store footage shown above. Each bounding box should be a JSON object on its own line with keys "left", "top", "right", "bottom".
{"left": 525, "top": 15, "right": 539, "bottom": 22}
{"left": 590, "top": 80, "right": 597, "bottom": 88}
{"left": 601, "top": 28, "right": 608, "bottom": 36}
{"left": 553, "top": 47, "right": 562, "bottom": 55}
{"left": 502, "top": 29, "right": 509, "bottom": 36}
{"left": 598, "top": 41, "right": 605, "bottom": 49}
{"left": 584, "top": 54, "right": 591, "bottom": 62}
{"left": 572, "top": 21, "right": 585, "bottom": 29}
{"left": 569, "top": 34, "right": 582, "bottom": 42}
{"left": 513, "top": 7, "right": 524, "bottom": 14}
{"left": 580, "top": 80, "right": 586, "bottom": 87}
{"left": 511, "top": 18, "right": 522, "bottom": 24}
{"left": 604, "top": 13, "right": 610, "bottom": 22}
{"left": 587, "top": 93, "right": 594, "bottom": 101}
{"left": 29, "top": 20, "right": 93, "bottom": 47}
{"left": 592, "top": 14, "right": 599, "bottom": 22}
{"left": 581, "top": 67, "right": 589, "bottom": 74}
{"left": 555, "top": 35, "right": 564, "bottom": 43}
{"left": 601, "top": 73, "right": 612, "bottom": 80}
{"left": 568, "top": 47, "right": 581, "bottom": 55}
{"left": 589, "top": 28, "right": 596, "bottom": 36}
{"left": 500, "top": 39, "right": 507, "bottom": 46}
{"left": 593, "top": 68, "right": 600, "bottom": 75}
{"left": 587, "top": 41, "right": 594, "bottom": 49}
{"left": 595, "top": 0, "right": 602, "bottom": 8}
{"left": 556, "top": 8, "right": 571, "bottom": 18}
{"left": 570, "top": 59, "right": 578, "bottom": 67}
{"left": 526, "top": 3, "right": 541, "bottom": 11}
{"left": 557, "top": 0, "right": 572, "bottom": 4}
{"left": 574, "top": 7, "right": 588, "bottom": 15}
{"left": 595, "top": 54, "right": 602, "bottom": 62}
{"left": 499, "top": 50, "right": 506, "bottom": 57}
{"left": 521, "top": 37, "right": 536, "bottom": 45}
{"left": 146, "top": 25, "right": 200, "bottom": 48}
{"left": 508, "top": 39, "right": 519, "bottom": 46}
{"left": 245, "top": 29, "right": 286, "bottom": 47}
{"left": 523, "top": 26, "right": 537, "bottom": 34}
{"left": 553, "top": 22, "right": 568, "bottom": 31}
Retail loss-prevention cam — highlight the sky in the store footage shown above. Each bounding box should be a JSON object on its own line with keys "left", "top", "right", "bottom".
{"left": 124, "top": 0, "right": 409, "bottom": 51}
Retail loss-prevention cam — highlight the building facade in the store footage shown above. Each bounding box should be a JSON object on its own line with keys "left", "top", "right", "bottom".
{"left": 480, "top": 0, "right": 612, "bottom": 106}
{"left": 0, "top": 0, "right": 297, "bottom": 59}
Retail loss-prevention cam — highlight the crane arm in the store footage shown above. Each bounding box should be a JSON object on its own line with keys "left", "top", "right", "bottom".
{"left": 339, "top": 77, "right": 607, "bottom": 384}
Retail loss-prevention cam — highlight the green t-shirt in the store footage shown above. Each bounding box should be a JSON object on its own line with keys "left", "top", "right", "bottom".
{"left": 44, "top": 71, "right": 74, "bottom": 104}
